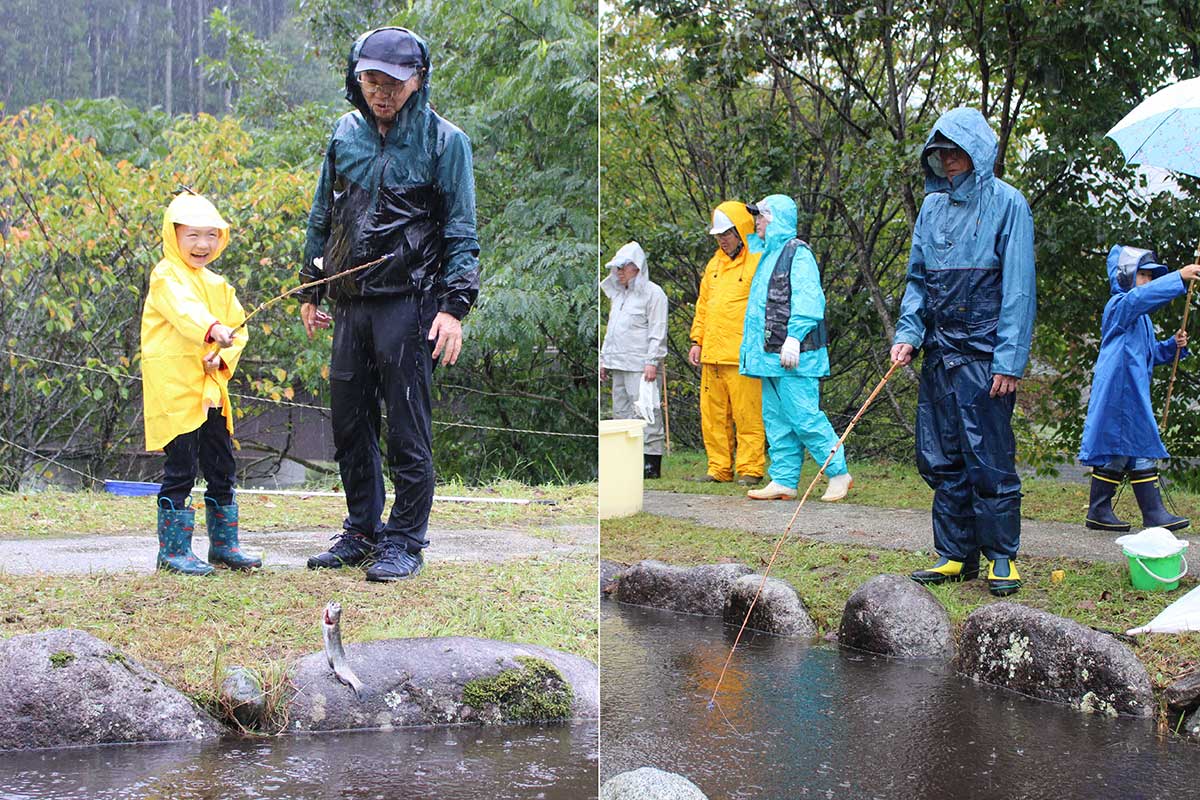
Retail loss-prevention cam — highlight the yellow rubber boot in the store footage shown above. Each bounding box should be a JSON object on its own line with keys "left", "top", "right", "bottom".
{"left": 987, "top": 558, "right": 1021, "bottom": 597}
{"left": 911, "top": 556, "right": 979, "bottom": 585}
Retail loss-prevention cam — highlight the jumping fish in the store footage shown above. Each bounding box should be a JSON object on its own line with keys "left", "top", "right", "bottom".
{"left": 322, "top": 601, "right": 364, "bottom": 697}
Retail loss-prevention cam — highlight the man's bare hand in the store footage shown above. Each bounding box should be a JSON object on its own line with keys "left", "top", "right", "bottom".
{"left": 643, "top": 364, "right": 657, "bottom": 382}
{"left": 688, "top": 344, "right": 701, "bottom": 367}
{"left": 300, "top": 302, "right": 332, "bottom": 339}
{"left": 890, "top": 342, "right": 915, "bottom": 366}
{"left": 599, "top": 365, "right": 608, "bottom": 382}
{"left": 990, "top": 373, "right": 1020, "bottom": 397}
{"left": 429, "top": 312, "right": 464, "bottom": 365}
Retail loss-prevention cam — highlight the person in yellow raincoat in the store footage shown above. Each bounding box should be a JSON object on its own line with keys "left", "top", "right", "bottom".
{"left": 140, "top": 192, "right": 260, "bottom": 575}
{"left": 687, "top": 201, "right": 765, "bottom": 484}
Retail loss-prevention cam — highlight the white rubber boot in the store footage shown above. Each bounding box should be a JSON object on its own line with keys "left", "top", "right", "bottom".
{"left": 821, "top": 473, "right": 853, "bottom": 502}
{"left": 747, "top": 481, "right": 798, "bottom": 501}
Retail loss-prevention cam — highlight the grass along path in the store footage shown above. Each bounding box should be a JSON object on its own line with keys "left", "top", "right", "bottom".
{"left": 0, "top": 557, "right": 596, "bottom": 719}
{"left": 0, "top": 480, "right": 596, "bottom": 540}
{"left": 652, "top": 449, "right": 1200, "bottom": 527}
{"left": 602, "top": 514, "right": 1200, "bottom": 716}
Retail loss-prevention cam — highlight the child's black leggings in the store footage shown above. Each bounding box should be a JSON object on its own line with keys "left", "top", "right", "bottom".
{"left": 158, "top": 407, "right": 236, "bottom": 509}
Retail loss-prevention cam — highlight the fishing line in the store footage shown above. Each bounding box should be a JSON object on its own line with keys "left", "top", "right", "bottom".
{"left": 707, "top": 361, "right": 900, "bottom": 710}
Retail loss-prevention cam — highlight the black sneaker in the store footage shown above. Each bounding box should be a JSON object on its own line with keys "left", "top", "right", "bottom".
{"left": 365, "top": 539, "right": 424, "bottom": 582}
{"left": 306, "top": 531, "right": 375, "bottom": 569}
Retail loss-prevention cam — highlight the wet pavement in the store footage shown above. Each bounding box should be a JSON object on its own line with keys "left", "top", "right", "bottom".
{"left": 0, "top": 525, "right": 595, "bottom": 575}
{"left": 644, "top": 490, "right": 1129, "bottom": 564}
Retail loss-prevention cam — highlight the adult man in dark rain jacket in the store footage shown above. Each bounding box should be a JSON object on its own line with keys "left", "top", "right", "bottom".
{"left": 892, "top": 107, "right": 1036, "bottom": 597}
{"left": 299, "top": 27, "right": 480, "bottom": 582}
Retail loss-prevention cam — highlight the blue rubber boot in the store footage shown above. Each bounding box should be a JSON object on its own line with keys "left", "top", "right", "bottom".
{"left": 205, "top": 498, "right": 262, "bottom": 571}
{"left": 156, "top": 499, "right": 214, "bottom": 576}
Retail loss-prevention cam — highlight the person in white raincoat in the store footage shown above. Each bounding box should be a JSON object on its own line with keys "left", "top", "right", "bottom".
{"left": 600, "top": 241, "right": 669, "bottom": 478}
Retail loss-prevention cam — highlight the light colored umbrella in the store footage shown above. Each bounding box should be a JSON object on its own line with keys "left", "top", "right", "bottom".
{"left": 1107, "top": 77, "right": 1200, "bottom": 430}
{"left": 1107, "top": 76, "right": 1200, "bottom": 176}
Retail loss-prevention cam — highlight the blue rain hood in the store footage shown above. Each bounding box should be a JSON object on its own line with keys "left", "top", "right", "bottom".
{"left": 1107, "top": 244, "right": 1169, "bottom": 294}
{"left": 894, "top": 106, "right": 1037, "bottom": 377}
{"left": 1079, "top": 245, "right": 1188, "bottom": 465}
{"left": 740, "top": 195, "right": 829, "bottom": 379}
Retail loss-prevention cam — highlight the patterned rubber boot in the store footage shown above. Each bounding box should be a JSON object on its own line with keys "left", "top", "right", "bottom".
{"left": 205, "top": 498, "right": 262, "bottom": 571}
{"left": 156, "top": 499, "right": 214, "bottom": 576}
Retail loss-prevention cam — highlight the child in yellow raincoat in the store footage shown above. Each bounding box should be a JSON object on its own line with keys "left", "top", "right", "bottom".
{"left": 140, "top": 192, "right": 260, "bottom": 575}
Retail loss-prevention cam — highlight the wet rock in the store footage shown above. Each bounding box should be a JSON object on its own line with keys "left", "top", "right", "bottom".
{"left": 956, "top": 603, "right": 1153, "bottom": 717}
{"left": 221, "top": 667, "right": 266, "bottom": 731}
{"left": 0, "top": 629, "right": 222, "bottom": 750}
{"left": 614, "top": 560, "right": 753, "bottom": 615}
{"left": 600, "top": 767, "right": 709, "bottom": 799}
{"left": 723, "top": 575, "right": 816, "bottom": 637}
{"left": 1163, "top": 670, "right": 1200, "bottom": 712}
{"left": 601, "top": 559, "right": 626, "bottom": 596}
{"left": 1183, "top": 707, "right": 1200, "bottom": 741}
{"left": 838, "top": 575, "right": 953, "bottom": 659}
{"left": 288, "top": 636, "right": 597, "bottom": 732}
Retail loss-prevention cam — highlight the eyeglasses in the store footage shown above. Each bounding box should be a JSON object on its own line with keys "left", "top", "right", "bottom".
{"left": 358, "top": 78, "right": 403, "bottom": 97}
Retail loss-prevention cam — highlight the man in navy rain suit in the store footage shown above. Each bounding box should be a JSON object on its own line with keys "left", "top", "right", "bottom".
{"left": 892, "top": 107, "right": 1036, "bottom": 597}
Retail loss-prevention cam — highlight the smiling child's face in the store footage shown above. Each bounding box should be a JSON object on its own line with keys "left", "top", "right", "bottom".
{"left": 176, "top": 224, "right": 222, "bottom": 268}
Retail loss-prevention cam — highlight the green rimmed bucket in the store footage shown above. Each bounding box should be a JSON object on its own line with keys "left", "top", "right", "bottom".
{"left": 1123, "top": 549, "right": 1188, "bottom": 592}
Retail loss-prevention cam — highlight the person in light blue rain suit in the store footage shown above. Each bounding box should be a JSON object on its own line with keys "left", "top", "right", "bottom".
{"left": 1078, "top": 245, "right": 1199, "bottom": 532}
{"left": 739, "top": 194, "right": 853, "bottom": 502}
{"left": 892, "top": 107, "right": 1036, "bottom": 597}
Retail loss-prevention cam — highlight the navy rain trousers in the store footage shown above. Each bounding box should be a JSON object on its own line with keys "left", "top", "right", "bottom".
{"left": 916, "top": 358, "right": 1020, "bottom": 562}
{"left": 330, "top": 295, "right": 436, "bottom": 554}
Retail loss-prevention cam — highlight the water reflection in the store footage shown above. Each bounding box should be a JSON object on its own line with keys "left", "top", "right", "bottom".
{"left": 1, "top": 721, "right": 597, "bottom": 800}
{"left": 601, "top": 601, "right": 1200, "bottom": 799}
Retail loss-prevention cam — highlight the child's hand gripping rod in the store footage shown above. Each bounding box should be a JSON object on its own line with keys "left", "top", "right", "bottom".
{"left": 206, "top": 252, "right": 392, "bottom": 356}
{"left": 707, "top": 360, "right": 900, "bottom": 711}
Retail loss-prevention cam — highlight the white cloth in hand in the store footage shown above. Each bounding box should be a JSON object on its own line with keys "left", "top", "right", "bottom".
{"left": 635, "top": 377, "right": 660, "bottom": 424}
{"left": 780, "top": 336, "right": 801, "bottom": 368}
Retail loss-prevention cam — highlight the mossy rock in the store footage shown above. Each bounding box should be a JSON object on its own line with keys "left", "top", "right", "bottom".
{"left": 462, "top": 656, "right": 573, "bottom": 722}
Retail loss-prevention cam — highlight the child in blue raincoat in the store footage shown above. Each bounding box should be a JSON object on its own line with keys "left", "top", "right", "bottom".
{"left": 1078, "top": 245, "right": 1200, "bottom": 532}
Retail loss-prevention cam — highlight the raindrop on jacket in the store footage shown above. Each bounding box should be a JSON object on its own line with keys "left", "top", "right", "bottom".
{"left": 1078, "top": 245, "right": 1189, "bottom": 465}
{"left": 600, "top": 241, "right": 668, "bottom": 372}
{"left": 140, "top": 194, "right": 248, "bottom": 452}
{"left": 300, "top": 27, "right": 480, "bottom": 319}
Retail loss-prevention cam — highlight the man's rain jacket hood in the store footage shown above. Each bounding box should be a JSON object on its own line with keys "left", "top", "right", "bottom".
{"left": 601, "top": 241, "right": 668, "bottom": 371}
{"left": 894, "top": 106, "right": 1037, "bottom": 377}
{"left": 740, "top": 195, "right": 828, "bottom": 378}
{"left": 141, "top": 193, "right": 248, "bottom": 452}
{"left": 300, "top": 27, "right": 480, "bottom": 319}
{"left": 689, "top": 201, "right": 760, "bottom": 365}
{"left": 1079, "top": 245, "right": 1188, "bottom": 464}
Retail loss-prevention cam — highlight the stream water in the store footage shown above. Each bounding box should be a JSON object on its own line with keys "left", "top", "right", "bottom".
{"left": 601, "top": 600, "right": 1200, "bottom": 799}
{"left": 0, "top": 721, "right": 597, "bottom": 799}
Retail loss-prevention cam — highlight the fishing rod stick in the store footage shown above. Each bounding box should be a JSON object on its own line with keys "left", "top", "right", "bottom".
{"left": 1161, "top": 241, "right": 1200, "bottom": 431}
{"left": 662, "top": 361, "right": 671, "bottom": 454}
{"left": 206, "top": 253, "right": 392, "bottom": 355}
{"left": 707, "top": 360, "right": 900, "bottom": 709}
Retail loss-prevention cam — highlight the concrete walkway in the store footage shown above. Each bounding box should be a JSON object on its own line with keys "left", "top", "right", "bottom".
{"left": 643, "top": 490, "right": 1135, "bottom": 565}
{"left": 0, "top": 525, "right": 596, "bottom": 575}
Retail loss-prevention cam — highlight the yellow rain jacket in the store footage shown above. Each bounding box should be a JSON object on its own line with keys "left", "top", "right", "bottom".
{"left": 689, "top": 201, "right": 760, "bottom": 365}
{"left": 140, "top": 194, "right": 248, "bottom": 451}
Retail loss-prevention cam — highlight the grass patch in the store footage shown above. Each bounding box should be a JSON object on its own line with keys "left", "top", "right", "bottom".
{"left": 0, "top": 480, "right": 596, "bottom": 539}
{"left": 601, "top": 514, "right": 1200, "bottom": 690}
{"left": 0, "top": 556, "right": 597, "bottom": 711}
{"left": 650, "top": 449, "right": 1200, "bottom": 526}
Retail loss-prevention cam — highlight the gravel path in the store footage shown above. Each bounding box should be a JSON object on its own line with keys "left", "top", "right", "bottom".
{"left": 0, "top": 525, "right": 596, "bottom": 575}
{"left": 642, "top": 490, "right": 1133, "bottom": 565}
